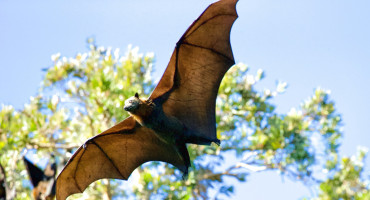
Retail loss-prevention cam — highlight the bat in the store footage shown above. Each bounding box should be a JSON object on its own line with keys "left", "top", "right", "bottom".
{"left": 24, "top": 157, "right": 56, "bottom": 200}
{"left": 0, "top": 164, "right": 6, "bottom": 200}
{"left": 56, "top": 0, "right": 238, "bottom": 199}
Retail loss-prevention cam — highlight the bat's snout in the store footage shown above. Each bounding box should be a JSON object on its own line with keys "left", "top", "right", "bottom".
{"left": 124, "top": 105, "right": 136, "bottom": 112}
{"left": 124, "top": 106, "right": 130, "bottom": 111}
{"left": 124, "top": 97, "right": 139, "bottom": 112}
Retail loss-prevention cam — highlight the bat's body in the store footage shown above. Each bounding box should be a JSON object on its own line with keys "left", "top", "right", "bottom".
{"left": 125, "top": 94, "right": 219, "bottom": 145}
{"left": 24, "top": 157, "right": 56, "bottom": 200}
{"left": 124, "top": 94, "right": 191, "bottom": 171}
{"left": 57, "top": 0, "right": 238, "bottom": 199}
{"left": 124, "top": 94, "right": 185, "bottom": 142}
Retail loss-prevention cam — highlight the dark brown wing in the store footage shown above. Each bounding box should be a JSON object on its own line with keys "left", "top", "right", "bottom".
{"left": 56, "top": 117, "right": 187, "bottom": 200}
{"left": 0, "top": 164, "right": 7, "bottom": 199}
{"left": 149, "top": 0, "right": 238, "bottom": 144}
{"left": 23, "top": 157, "right": 45, "bottom": 187}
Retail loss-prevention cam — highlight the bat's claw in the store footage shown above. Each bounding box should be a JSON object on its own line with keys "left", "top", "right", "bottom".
{"left": 214, "top": 139, "right": 221, "bottom": 146}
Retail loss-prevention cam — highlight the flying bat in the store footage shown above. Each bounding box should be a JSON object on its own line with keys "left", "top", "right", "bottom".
{"left": 24, "top": 157, "right": 56, "bottom": 200}
{"left": 56, "top": 0, "right": 238, "bottom": 199}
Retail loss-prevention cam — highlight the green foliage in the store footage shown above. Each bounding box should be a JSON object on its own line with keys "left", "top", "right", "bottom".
{"left": 315, "top": 147, "right": 370, "bottom": 200}
{"left": 0, "top": 42, "right": 368, "bottom": 199}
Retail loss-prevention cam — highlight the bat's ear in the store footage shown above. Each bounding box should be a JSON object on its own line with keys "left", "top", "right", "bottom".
{"left": 135, "top": 93, "right": 139, "bottom": 98}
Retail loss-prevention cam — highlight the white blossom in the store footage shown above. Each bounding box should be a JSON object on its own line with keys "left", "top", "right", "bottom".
{"left": 51, "top": 53, "right": 61, "bottom": 62}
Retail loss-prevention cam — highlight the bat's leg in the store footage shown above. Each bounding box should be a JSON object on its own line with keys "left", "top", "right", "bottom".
{"left": 175, "top": 140, "right": 190, "bottom": 179}
{"left": 184, "top": 130, "right": 221, "bottom": 146}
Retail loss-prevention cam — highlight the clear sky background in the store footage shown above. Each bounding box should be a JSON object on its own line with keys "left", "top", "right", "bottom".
{"left": 1, "top": 0, "right": 369, "bottom": 199}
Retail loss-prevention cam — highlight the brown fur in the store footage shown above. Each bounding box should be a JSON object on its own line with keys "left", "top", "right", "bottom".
{"left": 128, "top": 98, "right": 155, "bottom": 125}
{"left": 33, "top": 181, "right": 55, "bottom": 200}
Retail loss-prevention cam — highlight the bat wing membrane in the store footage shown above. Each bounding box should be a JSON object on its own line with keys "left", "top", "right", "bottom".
{"left": 56, "top": 117, "right": 186, "bottom": 200}
{"left": 24, "top": 157, "right": 45, "bottom": 187}
{"left": 150, "top": 0, "right": 238, "bottom": 144}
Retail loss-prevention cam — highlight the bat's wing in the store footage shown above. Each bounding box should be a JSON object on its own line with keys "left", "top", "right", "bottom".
{"left": 149, "top": 0, "right": 238, "bottom": 145}
{"left": 0, "top": 164, "right": 7, "bottom": 199}
{"left": 23, "top": 157, "right": 45, "bottom": 187}
{"left": 56, "top": 117, "right": 187, "bottom": 200}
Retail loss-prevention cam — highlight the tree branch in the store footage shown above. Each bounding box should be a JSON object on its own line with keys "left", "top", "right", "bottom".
{"left": 28, "top": 142, "right": 80, "bottom": 150}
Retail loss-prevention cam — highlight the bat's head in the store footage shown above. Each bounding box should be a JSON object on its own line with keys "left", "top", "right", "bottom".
{"left": 124, "top": 93, "right": 141, "bottom": 113}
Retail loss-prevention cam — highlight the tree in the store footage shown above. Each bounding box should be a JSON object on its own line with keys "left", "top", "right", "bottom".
{"left": 0, "top": 41, "right": 368, "bottom": 199}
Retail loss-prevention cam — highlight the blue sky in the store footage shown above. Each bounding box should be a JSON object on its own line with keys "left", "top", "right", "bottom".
{"left": 1, "top": 0, "right": 369, "bottom": 199}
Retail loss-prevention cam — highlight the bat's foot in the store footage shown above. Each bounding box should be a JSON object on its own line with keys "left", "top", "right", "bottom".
{"left": 183, "top": 130, "right": 221, "bottom": 146}
{"left": 213, "top": 139, "right": 221, "bottom": 146}
{"left": 181, "top": 168, "right": 189, "bottom": 180}
{"left": 185, "top": 135, "right": 221, "bottom": 146}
